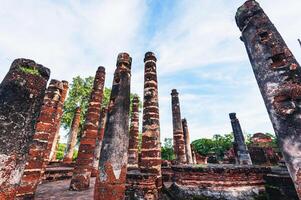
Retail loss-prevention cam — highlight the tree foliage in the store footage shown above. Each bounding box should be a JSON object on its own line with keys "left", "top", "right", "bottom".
{"left": 191, "top": 134, "right": 234, "bottom": 160}
{"left": 161, "top": 138, "right": 175, "bottom": 160}
{"left": 61, "top": 75, "right": 141, "bottom": 135}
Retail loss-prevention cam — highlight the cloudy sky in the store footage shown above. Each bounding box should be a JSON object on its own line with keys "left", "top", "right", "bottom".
{"left": 0, "top": 0, "right": 301, "bottom": 143}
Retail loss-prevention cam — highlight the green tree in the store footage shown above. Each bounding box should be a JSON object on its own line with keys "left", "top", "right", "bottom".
{"left": 161, "top": 138, "right": 175, "bottom": 160}
{"left": 61, "top": 76, "right": 141, "bottom": 134}
{"left": 192, "top": 133, "right": 234, "bottom": 160}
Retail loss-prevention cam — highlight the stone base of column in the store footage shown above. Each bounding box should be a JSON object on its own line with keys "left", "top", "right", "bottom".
{"left": 63, "top": 157, "right": 73, "bottom": 164}
{"left": 238, "top": 151, "right": 253, "bottom": 165}
{"left": 125, "top": 172, "right": 160, "bottom": 200}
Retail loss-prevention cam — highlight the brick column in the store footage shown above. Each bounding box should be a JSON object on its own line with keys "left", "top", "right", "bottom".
{"left": 182, "top": 118, "right": 193, "bottom": 164}
{"left": 236, "top": 0, "right": 301, "bottom": 197}
{"left": 171, "top": 89, "right": 186, "bottom": 164}
{"left": 94, "top": 53, "right": 131, "bottom": 200}
{"left": 91, "top": 107, "right": 107, "bottom": 177}
{"left": 63, "top": 106, "right": 81, "bottom": 163}
{"left": 49, "top": 81, "right": 69, "bottom": 161}
{"left": 140, "top": 52, "right": 162, "bottom": 177}
{"left": 16, "top": 80, "right": 63, "bottom": 199}
{"left": 128, "top": 96, "right": 140, "bottom": 169}
{"left": 192, "top": 149, "right": 197, "bottom": 165}
{"left": 229, "top": 113, "right": 252, "bottom": 165}
{"left": 0, "top": 59, "right": 50, "bottom": 199}
{"left": 70, "top": 67, "right": 106, "bottom": 191}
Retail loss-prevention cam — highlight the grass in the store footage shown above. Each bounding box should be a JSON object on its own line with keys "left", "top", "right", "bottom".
{"left": 20, "top": 66, "right": 41, "bottom": 76}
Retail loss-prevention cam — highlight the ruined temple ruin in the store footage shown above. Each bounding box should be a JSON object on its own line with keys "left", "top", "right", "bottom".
{"left": 1, "top": 0, "right": 301, "bottom": 199}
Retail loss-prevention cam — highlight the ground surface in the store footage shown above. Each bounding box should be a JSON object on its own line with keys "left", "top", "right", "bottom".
{"left": 35, "top": 178, "right": 95, "bottom": 200}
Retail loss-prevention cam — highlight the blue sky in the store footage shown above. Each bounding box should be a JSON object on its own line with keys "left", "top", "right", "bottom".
{"left": 0, "top": 0, "right": 301, "bottom": 143}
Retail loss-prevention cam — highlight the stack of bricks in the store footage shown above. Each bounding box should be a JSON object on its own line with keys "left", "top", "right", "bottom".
{"left": 63, "top": 106, "right": 81, "bottom": 163}
{"left": 70, "top": 66, "right": 106, "bottom": 191}
{"left": 127, "top": 96, "right": 140, "bottom": 170}
{"left": 94, "top": 53, "right": 131, "bottom": 200}
{"left": 126, "top": 52, "right": 162, "bottom": 200}
{"left": 0, "top": 59, "right": 50, "bottom": 199}
{"left": 49, "top": 81, "right": 69, "bottom": 161}
{"left": 91, "top": 107, "right": 107, "bottom": 177}
{"left": 171, "top": 89, "right": 186, "bottom": 164}
{"left": 16, "top": 79, "right": 63, "bottom": 199}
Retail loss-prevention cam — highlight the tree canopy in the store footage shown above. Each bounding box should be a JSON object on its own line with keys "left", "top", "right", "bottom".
{"left": 161, "top": 138, "right": 175, "bottom": 160}
{"left": 61, "top": 75, "right": 140, "bottom": 135}
{"left": 191, "top": 134, "right": 233, "bottom": 160}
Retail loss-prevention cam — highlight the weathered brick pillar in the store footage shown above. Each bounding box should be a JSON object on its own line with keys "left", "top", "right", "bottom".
{"left": 128, "top": 96, "right": 140, "bottom": 169}
{"left": 171, "top": 89, "right": 186, "bottom": 164}
{"left": 63, "top": 106, "right": 81, "bottom": 163}
{"left": 236, "top": 0, "right": 301, "bottom": 196}
{"left": 140, "top": 52, "right": 162, "bottom": 189}
{"left": 94, "top": 53, "right": 131, "bottom": 200}
{"left": 182, "top": 118, "right": 193, "bottom": 164}
{"left": 0, "top": 58, "right": 50, "bottom": 199}
{"left": 192, "top": 149, "right": 197, "bottom": 165}
{"left": 91, "top": 107, "right": 107, "bottom": 177}
{"left": 229, "top": 113, "right": 252, "bottom": 165}
{"left": 70, "top": 67, "right": 106, "bottom": 191}
{"left": 16, "top": 79, "right": 63, "bottom": 199}
{"left": 49, "top": 81, "right": 68, "bottom": 161}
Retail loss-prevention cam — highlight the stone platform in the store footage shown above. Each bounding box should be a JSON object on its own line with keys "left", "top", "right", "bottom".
{"left": 164, "top": 164, "right": 271, "bottom": 200}
{"left": 35, "top": 178, "right": 95, "bottom": 200}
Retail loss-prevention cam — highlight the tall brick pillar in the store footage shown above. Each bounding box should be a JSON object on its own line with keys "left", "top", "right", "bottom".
{"left": 49, "top": 81, "right": 68, "bottom": 161}
{"left": 63, "top": 106, "right": 81, "bottom": 163}
{"left": 236, "top": 0, "right": 301, "bottom": 197}
{"left": 0, "top": 59, "right": 50, "bottom": 199}
{"left": 70, "top": 67, "right": 106, "bottom": 191}
{"left": 140, "top": 52, "right": 161, "bottom": 176}
{"left": 94, "top": 53, "right": 131, "bottom": 200}
{"left": 16, "top": 80, "right": 63, "bottom": 199}
{"left": 171, "top": 89, "right": 186, "bottom": 164}
{"left": 192, "top": 149, "right": 197, "bottom": 165}
{"left": 91, "top": 107, "right": 107, "bottom": 177}
{"left": 229, "top": 113, "right": 252, "bottom": 165}
{"left": 128, "top": 96, "right": 140, "bottom": 170}
{"left": 182, "top": 118, "right": 193, "bottom": 164}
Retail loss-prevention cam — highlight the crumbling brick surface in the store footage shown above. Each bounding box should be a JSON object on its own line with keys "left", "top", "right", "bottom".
{"left": 0, "top": 58, "right": 50, "bottom": 199}
{"left": 166, "top": 164, "right": 270, "bottom": 200}
{"left": 91, "top": 107, "right": 107, "bottom": 177}
{"left": 63, "top": 106, "right": 81, "bottom": 164}
{"left": 140, "top": 52, "right": 162, "bottom": 177}
{"left": 171, "top": 89, "right": 186, "bottom": 164}
{"left": 70, "top": 67, "right": 106, "bottom": 191}
{"left": 125, "top": 171, "right": 158, "bottom": 200}
{"left": 236, "top": 0, "right": 301, "bottom": 197}
{"left": 94, "top": 53, "right": 131, "bottom": 200}
{"left": 16, "top": 79, "right": 64, "bottom": 199}
{"left": 49, "top": 81, "right": 69, "bottom": 161}
{"left": 128, "top": 96, "right": 140, "bottom": 169}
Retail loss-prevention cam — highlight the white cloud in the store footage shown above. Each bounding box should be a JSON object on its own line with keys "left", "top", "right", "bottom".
{"left": 0, "top": 0, "right": 300, "bottom": 144}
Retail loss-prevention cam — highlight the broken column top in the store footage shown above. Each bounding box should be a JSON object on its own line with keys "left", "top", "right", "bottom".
{"left": 117, "top": 52, "right": 132, "bottom": 67}
{"left": 49, "top": 79, "right": 64, "bottom": 90}
{"left": 97, "top": 66, "right": 106, "bottom": 72}
{"left": 144, "top": 51, "right": 157, "bottom": 62}
{"left": 235, "top": 0, "right": 262, "bottom": 31}
{"left": 10, "top": 58, "right": 50, "bottom": 80}
{"left": 171, "top": 89, "right": 179, "bottom": 95}
{"left": 229, "top": 113, "right": 237, "bottom": 120}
